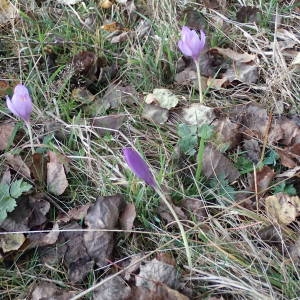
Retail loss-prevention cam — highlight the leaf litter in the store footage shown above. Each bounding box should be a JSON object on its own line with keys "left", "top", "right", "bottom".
{"left": 1, "top": 0, "right": 300, "bottom": 299}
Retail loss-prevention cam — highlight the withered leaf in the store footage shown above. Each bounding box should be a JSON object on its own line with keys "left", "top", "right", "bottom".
{"left": 142, "top": 104, "right": 169, "bottom": 125}
{"left": 58, "top": 203, "right": 91, "bottom": 223}
{"left": 250, "top": 166, "right": 275, "bottom": 192}
{"left": 0, "top": 233, "right": 25, "bottom": 253}
{"left": 136, "top": 258, "right": 179, "bottom": 291}
{"left": 128, "top": 286, "right": 189, "bottom": 300}
{"left": 119, "top": 203, "right": 136, "bottom": 232}
{"left": 236, "top": 6, "right": 262, "bottom": 23}
{"left": 202, "top": 144, "right": 240, "bottom": 182}
{"left": 28, "top": 223, "right": 59, "bottom": 249}
{"left": 84, "top": 195, "right": 124, "bottom": 267}
{"left": 30, "top": 282, "right": 75, "bottom": 300}
{"left": 93, "top": 275, "right": 131, "bottom": 300}
{"left": 265, "top": 193, "right": 300, "bottom": 224}
{"left": 30, "top": 153, "right": 47, "bottom": 185}
{"left": 0, "top": 122, "right": 15, "bottom": 151}
{"left": 91, "top": 114, "right": 127, "bottom": 136}
{"left": 5, "top": 153, "right": 31, "bottom": 179}
{"left": 47, "top": 152, "right": 68, "bottom": 196}
{"left": 145, "top": 88, "right": 179, "bottom": 110}
{"left": 180, "top": 104, "right": 216, "bottom": 126}
{"left": 212, "top": 118, "right": 241, "bottom": 150}
{"left": 182, "top": 197, "right": 207, "bottom": 223}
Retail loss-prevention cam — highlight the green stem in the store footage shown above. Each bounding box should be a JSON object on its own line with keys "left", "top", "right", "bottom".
{"left": 195, "top": 137, "right": 205, "bottom": 181}
{"left": 194, "top": 59, "right": 204, "bottom": 104}
{"left": 25, "top": 121, "right": 34, "bottom": 154}
{"left": 154, "top": 186, "right": 192, "bottom": 268}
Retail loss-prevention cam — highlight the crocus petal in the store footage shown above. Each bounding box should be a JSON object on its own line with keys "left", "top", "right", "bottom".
{"left": 123, "top": 147, "right": 157, "bottom": 188}
{"left": 6, "top": 96, "right": 19, "bottom": 117}
{"left": 6, "top": 84, "right": 32, "bottom": 122}
{"left": 178, "top": 26, "right": 206, "bottom": 61}
{"left": 178, "top": 40, "right": 193, "bottom": 57}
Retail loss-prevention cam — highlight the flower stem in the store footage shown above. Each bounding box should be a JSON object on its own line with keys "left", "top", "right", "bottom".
{"left": 154, "top": 186, "right": 192, "bottom": 268}
{"left": 195, "top": 136, "right": 205, "bottom": 181}
{"left": 25, "top": 121, "right": 34, "bottom": 154}
{"left": 194, "top": 60, "right": 204, "bottom": 104}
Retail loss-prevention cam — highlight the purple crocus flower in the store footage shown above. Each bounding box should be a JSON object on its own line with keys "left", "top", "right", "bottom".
{"left": 6, "top": 84, "right": 33, "bottom": 122}
{"left": 178, "top": 26, "right": 206, "bottom": 62}
{"left": 123, "top": 147, "right": 157, "bottom": 188}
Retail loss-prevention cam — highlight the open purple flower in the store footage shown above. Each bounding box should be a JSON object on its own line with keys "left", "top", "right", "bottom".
{"left": 6, "top": 84, "right": 32, "bottom": 122}
{"left": 123, "top": 147, "right": 157, "bottom": 188}
{"left": 178, "top": 26, "right": 206, "bottom": 62}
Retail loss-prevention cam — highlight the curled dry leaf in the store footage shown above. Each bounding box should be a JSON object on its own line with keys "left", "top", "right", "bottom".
{"left": 47, "top": 151, "right": 68, "bottom": 196}
{"left": 202, "top": 144, "right": 240, "bottom": 182}
{"left": 30, "top": 282, "right": 75, "bottom": 300}
{"left": 136, "top": 258, "right": 179, "bottom": 291}
{"left": 0, "top": 233, "right": 25, "bottom": 253}
{"left": 0, "top": 122, "right": 14, "bottom": 151}
{"left": 5, "top": 153, "right": 31, "bottom": 179}
{"left": 84, "top": 195, "right": 124, "bottom": 267}
{"left": 93, "top": 275, "right": 131, "bottom": 300}
{"left": 265, "top": 193, "right": 300, "bottom": 224}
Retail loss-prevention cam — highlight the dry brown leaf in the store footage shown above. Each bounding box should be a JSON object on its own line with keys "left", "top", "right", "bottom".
{"left": 119, "top": 202, "right": 136, "bottom": 232}
{"left": 0, "top": 194, "right": 50, "bottom": 232}
{"left": 0, "top": 122, "right": 14, "bottom": 151}
{"left": 212, "top": 118, "right": 241, "bottom": 150}
{"left": 30, "top": 153, "right": 47, "bottom": 185}
{"left": 47, "top": 152, "right": 68, "bottom": 196}
{"left": 243, "top": 139, "right": 261, "bottom": 163}
{"left": 84, "top": 195, "right": 124, "bottom": 267}
{"left": 180, "top": 104, "right": 216, "bottom": 126}
{"left": 93, "top": 275, "right": 131, "bottom": 300}
{"left": 0, "top": 233, "right": 25, "bottom": 253}
{"left": 181, "top": 197, "right": 207, "bottom": 223}
{"left": 91, "top": 114, "right": 127, "bottom": 136}
{"left": 58, "top": 203, "right": 91, "bottom": 223}
{"left": 142, "top": 104, "right": 169, "bottom": 125}
{"left": 30, "top": 282, "right": 75, "bottom": 300}
{"left": 28, "top": 223, "right": 59, "bottom": 249}
{"left": 61, "top": 222, "right": 94, "bottom": 282}
{"left": 236, "top": 6, "right": 262, "bottom": 23}
{"left": 5, "top": 153, "right": 31, "bottom": 179}
{"left": 202, "top": 144, "right": 240, "bottom": 182}
{"left": 265, "top": 193, "right": 300, "bottom": 224}
{"left": 213, "top": 47, "right": 256, "bottom": 63}
{"left": 136, "top": 258, "right": 179, "bottom": 291}
{"left": 230, "top": 103, "right": 269, "bottom": 138}
{"left": 288, "top": 236, "right": 300, "bottom": 262}
{"left": 0, "top": 168, "right": 11, "bottom": 185}
{"left": 250, "top": 166, "right": 275, "bottom": 192}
